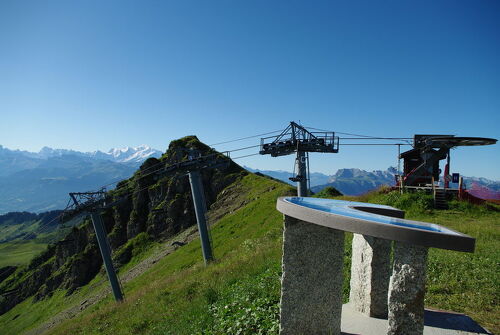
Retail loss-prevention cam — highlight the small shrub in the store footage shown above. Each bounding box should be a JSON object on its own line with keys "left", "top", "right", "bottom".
{"left": 314, "top": 186, "right": 342, "bottom": 198}
{"left": 376, "top": 191, "right": 433, "bottom": 215}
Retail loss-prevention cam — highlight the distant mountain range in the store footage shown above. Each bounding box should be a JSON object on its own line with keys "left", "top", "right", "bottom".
{"left": 2, "top": 143, "right": 499, "bottom": 214}
{"left": 312, "top": 167, "right": 398, "bottom": 195}
{"left": 245, "top": 166, "right": 500, "bottom": 197}
{"left": 245, "top": 166, "right": 398, "bottom": 195}
{"left": 0, "top": 145, "right": 161, "bottom": 176}
{"left": 0, "top": 145, "right": 162, "bottom": 213}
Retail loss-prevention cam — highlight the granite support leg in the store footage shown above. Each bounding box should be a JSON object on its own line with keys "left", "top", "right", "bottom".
{"left": 280, "top": 215, "right": 344, "bottom": 335}
{"left": 349, "top": 234, "right": 391, "bottom": 318}
{"left": 388, "top": 242, "right": 428, "bottom": 335}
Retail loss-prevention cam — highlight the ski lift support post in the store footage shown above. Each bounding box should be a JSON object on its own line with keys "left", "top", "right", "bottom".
{"left": 259, "top": 121, "right": 339, "bottom": 196}
{"left": 61, "top": 189, "right": 129, "bottom": 302}
{"left": 156, "top": 151, "right": 231, "bottom": 265}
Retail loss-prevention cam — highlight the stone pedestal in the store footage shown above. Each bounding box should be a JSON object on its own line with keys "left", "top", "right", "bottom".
{"left": 280, "top": 215, "right": 345, "bottom": 335}
{"left": 388, "top": 242, "right": 428, "bottom": 335}
{"left": 349, "top": 234, "right": 391, "bottom": 318}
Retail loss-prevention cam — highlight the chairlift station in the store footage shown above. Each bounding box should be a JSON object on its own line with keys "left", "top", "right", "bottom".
{"left": 400, "top": 134, "right": 497, "bottom": 187}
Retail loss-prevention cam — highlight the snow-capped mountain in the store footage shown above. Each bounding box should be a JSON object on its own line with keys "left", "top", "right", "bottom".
{"left": 97, "top": 145, "right": 162, "bottom": 164}
{"left": 0, "top": 144, "right": 162, "bottom": 168}
{"left": 0, "top": 145, "right": 163, "bottom": 213}
{"left": 37, "top": 147, "right": 86, "bottom": 159}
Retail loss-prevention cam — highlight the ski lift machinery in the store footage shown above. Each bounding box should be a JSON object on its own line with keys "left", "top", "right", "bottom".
{"left": 259, "top": 121, "right": 339, "bottom": 196}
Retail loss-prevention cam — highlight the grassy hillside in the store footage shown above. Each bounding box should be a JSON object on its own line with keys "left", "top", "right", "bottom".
{"left": 348, "top": 189, "right": 500, "bottom": 332}
{"left": 0, "top": 241, "right": 49, "bottom": 268}
{"left": 1, "top": 178, "right": 498, "bottom": 334}
{"left": 0, "top": 211, "right": 76, "bottom": 267}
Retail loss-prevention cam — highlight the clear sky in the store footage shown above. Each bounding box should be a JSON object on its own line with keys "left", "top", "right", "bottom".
{"left": 1, "top": 0, "right": 499, "bottom": 179}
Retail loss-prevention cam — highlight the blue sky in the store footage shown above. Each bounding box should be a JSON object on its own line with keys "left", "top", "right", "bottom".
{"left": 1, "top": 1, "right": 499, "bottom": 179}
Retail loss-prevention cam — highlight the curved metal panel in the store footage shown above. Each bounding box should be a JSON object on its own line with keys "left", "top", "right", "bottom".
{"left": 277, "top": 197, "right": 475, "bottom": 252}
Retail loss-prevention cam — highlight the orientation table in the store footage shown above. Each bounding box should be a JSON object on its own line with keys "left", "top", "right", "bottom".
{"left": 276, "top": 197, "right": 475, "bottom": 335}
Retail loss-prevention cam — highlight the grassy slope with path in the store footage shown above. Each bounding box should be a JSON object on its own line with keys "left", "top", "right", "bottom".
{"left": 0, "top": 176, "right": 498, "bottom": 334}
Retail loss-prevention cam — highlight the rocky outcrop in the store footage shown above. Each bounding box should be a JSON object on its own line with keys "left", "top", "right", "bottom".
{"left": 0, "top": 266, "right": 16, "bottom": 285}
{"left": 0, "top": 136, "right": 244, "bottom": 315}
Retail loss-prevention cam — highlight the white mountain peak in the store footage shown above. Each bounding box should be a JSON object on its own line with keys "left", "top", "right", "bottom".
{"left": 103, "top": 145, "right": 160, "bottom": 163}
{"left": 0, "top": 144, "right": 162, "bottom": 165}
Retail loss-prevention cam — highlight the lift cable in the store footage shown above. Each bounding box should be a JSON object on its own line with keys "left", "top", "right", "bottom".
{"left": 341, "top": 143, "right": 411, "bottom": 146}
{"left": 113, "top": 153, "right": 261, "bottom": 201}
{"left": 106, "top": 145, "right": 260, "bottom": 191}
{"left": 339, "top": 137, "right": 413, "bottom": 140}
{"left": 223, "top": 144, "right": 261, "bottom": 152}
{"left": 86, "top": 144, "right": 257, "bottom": 194}
{"left": 92, "top": 136, "right": 413, "bottom": 199}
{"left": 96, "top": 130, "right": 410, "bottom": 195}
{"left": 10, "top": 210, "right": 73, "bottom": 244}
{"left": 54, "top": 125, "right": 418, "bottom": 225}
{"left": 208, "top": 129, "right": 283, "bottom": 146}
{"left": 304, "top": 125, "right": 412, "bottom": 140}
{"left": 230, "top": 153, "right": 261, "bottom": 160}
{"left": 8, "top": 199, "right": 76, "bottom": 243}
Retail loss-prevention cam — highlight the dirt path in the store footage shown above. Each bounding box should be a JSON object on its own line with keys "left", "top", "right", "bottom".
{"left": 25, "top": 226, "right": 200, "bottom": 335}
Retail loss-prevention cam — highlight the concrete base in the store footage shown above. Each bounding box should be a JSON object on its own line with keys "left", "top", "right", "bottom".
{"left": 349, "top": 234, "right": 391, "bottom": 318}
{"left": 388, "top": 242, "right": 428, "bottom": 335}
{"left": 341, "top": 304, "right": 491, "bottom": 335}
{"left": 280, "top": 215, "right": 344, "bottom": 335}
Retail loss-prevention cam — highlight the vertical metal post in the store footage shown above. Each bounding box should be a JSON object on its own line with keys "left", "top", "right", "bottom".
{"left": 444, "top": 150, "right": 451, "bottom": 189}
{"left": 306, "top": 152, "right": 311, "bottom": 193}
{"left": 397, "top": 144, "right": 401, "bottom": 175}
{"left": 296, "top": 151, "right": 308, "bottom": 197}
{"left": 90, "top": 212, "right": 123, "bottom": 302}
{"left": 188, "top": 170, "right": 214, "bottom": 265}
{"left": 447, "top": 150, "right": 451, "bottom": 175}
{"left": 458, "top": 176, "right": 464, "bottom": 199}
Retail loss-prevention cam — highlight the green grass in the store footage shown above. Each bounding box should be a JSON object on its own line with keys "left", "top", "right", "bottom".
{"left": 43, "top": 174, "right": 294, "bottom": 335}
{"left": 1, "top": 180, "right": 498, "bottom": 334}
{"left": 0, "top": 221, "right": 40, "bottom": 243}
{"left": 422, "top": 208, "right": 499, "bottom": 331}
{"left": 350, "top": 189, "right": 500, "bottom": 332}
{"left": 0, "top": 240, "right": 48, "bottom": 267}
{"left": 0, "top": 219, "right": 73, "bottom": 267}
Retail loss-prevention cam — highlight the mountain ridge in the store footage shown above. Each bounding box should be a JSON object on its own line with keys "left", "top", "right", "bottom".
{"left": 0, "top": 145, "right": 162, "bottom": 214}
{"left": 0, "top": 144, "right": 162, "bottom": 167}
{"left": 245, "top": 166, "right": 500, "bottom": 196}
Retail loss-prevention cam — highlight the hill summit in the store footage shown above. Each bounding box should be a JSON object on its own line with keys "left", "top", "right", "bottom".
{"left": 0, "top": 136, "right": 243, "bottom": 315}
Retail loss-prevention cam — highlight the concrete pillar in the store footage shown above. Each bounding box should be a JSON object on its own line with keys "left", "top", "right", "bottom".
{"left": 280, "top": 215, "right": 344, "bottom": 335}
{"left": 349, "top": 234, "right": 391, "bottom": 318}
{"left": 90, "top": 212, "right": 123, "bottom": 302}
{"left": 388, "top": 242, "right": 428, "bottom": 335}
{"left": 188, "top": 170, "right": 213, "bottom": 265}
